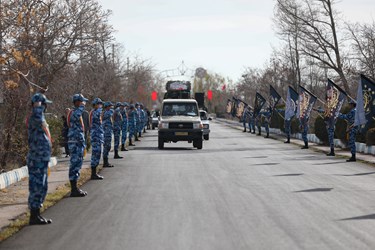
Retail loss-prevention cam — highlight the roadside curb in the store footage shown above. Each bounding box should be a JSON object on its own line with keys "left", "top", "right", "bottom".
{"left": 0, "top": 157, "right": 57, "bottom": 190}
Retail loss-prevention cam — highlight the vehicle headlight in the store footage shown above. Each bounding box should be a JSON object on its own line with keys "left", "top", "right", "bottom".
{"left": 193, "top": 122, "right": 203, "bottom": 129}
{"left": 159, "top": 122, "right": 169, "bottom": 129}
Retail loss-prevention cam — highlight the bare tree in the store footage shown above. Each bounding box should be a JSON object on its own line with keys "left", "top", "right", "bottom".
{"left": 274, "top": 0, "right": 302, "bottom": 87}
{"left": 275, "top": 0, "right": 350, "bottom": 93}
{"left": 347, "top": 21, "right": 375, "bottom": 79}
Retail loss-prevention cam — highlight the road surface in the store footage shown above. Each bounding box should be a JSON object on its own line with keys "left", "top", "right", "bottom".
{"left": 1, "top": 121, "right": 375, "bottom": 250}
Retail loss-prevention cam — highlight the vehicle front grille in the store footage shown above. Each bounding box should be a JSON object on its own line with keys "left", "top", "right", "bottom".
{"left": 169, "top": 122, "right": 193, "bottom": 129}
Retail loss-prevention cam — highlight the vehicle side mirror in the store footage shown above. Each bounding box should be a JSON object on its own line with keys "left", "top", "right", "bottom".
{"left": 208, "top": 117, "right": 212, "bottom": 121}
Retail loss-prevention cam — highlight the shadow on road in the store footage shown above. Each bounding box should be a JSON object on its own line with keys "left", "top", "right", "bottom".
{"left": 251, "top": 163, "right": 280, "bottom": 166}
{"left": 273, "top": 173, "right": 304, "bottom": 177}
{"left": 340, "top": 214, "right": 375, "bottom": 221}
{"left": 294, "top": 188, "right": 333, "bottom": 193}
{"left": 312, "top": 161, "right": 347, "bottom": 165}
{"left": 335, "top": 172, "right": 375, "bottom": 176}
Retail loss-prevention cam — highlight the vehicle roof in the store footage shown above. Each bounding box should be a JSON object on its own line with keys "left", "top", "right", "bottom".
{"left": 162, "top": 99, "right": 197, "bottom": 103}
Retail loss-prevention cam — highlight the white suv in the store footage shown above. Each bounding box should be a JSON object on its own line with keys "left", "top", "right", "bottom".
{"left": 158, "top": 99, "right": 203, "bottom": 149}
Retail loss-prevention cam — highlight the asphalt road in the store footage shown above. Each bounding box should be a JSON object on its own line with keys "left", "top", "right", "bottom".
{"left": 1, "top": 121, "right": 375, "bottom": 250}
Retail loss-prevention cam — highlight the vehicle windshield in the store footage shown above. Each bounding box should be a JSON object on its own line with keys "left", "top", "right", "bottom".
{"left": 162, "top": 103, "right": 198, "bottom": 116}
{"left": 200, "top": 111, "right": 208, "bottom": 120}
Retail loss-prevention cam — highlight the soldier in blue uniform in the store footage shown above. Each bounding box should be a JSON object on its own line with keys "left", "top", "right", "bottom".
{"left": 315, "top": 107, "right": 336, "bottom": 156}
{"left": 89, "top": 98, "right": 104, "bottom": 180}
{"left": 113, "top": 102, "right": 123, "bottom": 159}
{"left": 67, "top": 94, "right": 88, "bottom": 197}
{"left": 140, "top": 104, "right": 147, "bottom": 134}
{"left": 242, "top": 108, "right": 248, "bottom": 132}
{"left": 284, "top": 118, "right": 291, "bottom": 143}
{"left": 248, "top": 109, "right": 255, "bottom": 134}
{"left": 27, "top": 93, "right": 53, "bottom": 225}
{"left": 120, "top": 102, "right": 129, "bottom": 151}
{"left": 260, "top": 107, "right": 272, "bottom": 138}
{"left": 300, "top": 115, "right": 309, "bottom": 149}
{"left": 255, "top": 114, "right": 262, "bottom": 136}
{"left": 102, "top": 101, "right": 115, "bottom": 167}
{"left": 338, "top": 100, "right": 357, "bottom": 162}
{"left": 128, "top": 104, "right": 137, "bottom": 146}
{"left": 135, "top": 103, "right": 142, "bottom": 139}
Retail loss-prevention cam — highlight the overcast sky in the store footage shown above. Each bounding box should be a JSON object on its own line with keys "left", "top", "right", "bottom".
{"left": 98, "top": 0, "right": 375, "bottom": 81}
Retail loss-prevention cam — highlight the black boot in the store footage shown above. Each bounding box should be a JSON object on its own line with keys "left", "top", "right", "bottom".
{"left": 103, "top": 157, "right": 114, "bottom": 168}
{"left": 144, "top": 128, "right": 146, "bottom": 133}
{"left": 346, "top": 154, "right": 356, "bottom": 162}
{"left": 129, "top": 138, "right": 135, "bottom": 146}
{"left": 326, "top": 148, "right": 335, "bottom": 156}
{"left": 121, "top": 144, "right": 127, "bottom": 151}
{"left": 138, "top": 132, "right": 142, "bottom": 138}
{"left": 301, "top": 141, "right": 308, "bottom": 149}
{"left": 70, "top": 180, "right": 87, "bottom": 197}
{"left": 114, "top": 150, "right": 123, "bottom": 159}
{"left": 91, "top": 167, "right": 103, "bottom": 180}
{"left": 264, "top": 133, "right": 269, "bottom": 138}
{"left": 243, "top": 128, "right": 246, "bottom": 132}
{"left": 284, "top": 138, "right": 290, "bottom": 143}
{"left": 29, "top": 208, "right": 52, "bottom": 225}
{"left": 135, "top": 134, "right": 140, "bottom": 141}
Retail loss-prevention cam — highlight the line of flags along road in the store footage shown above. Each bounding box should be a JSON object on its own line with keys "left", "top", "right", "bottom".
{"left": 226, "top": 74, "right": 375, "bottom": 135}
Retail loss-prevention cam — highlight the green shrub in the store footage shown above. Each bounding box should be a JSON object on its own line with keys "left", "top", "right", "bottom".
{"left": 46, "top": 116, "right": 63, "bottom": 157}
{"left": 270, "top": 111, "right": 284, "bottom": 130}
{"left": 314, "top": 116, "right": 328, "bottom": 145}
{"left": 365, "top": 128, "right": 375, "bottom": 146}
{"left": 290, "top": 117, "right": 300, "bottom": 134}
{"left": 335, "top": 118, "right": 348, "bottom": 144}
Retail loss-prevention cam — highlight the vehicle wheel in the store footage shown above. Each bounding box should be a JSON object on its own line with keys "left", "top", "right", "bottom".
{"left": 194, "top": 139, "right": 203, "bottom": 149}
{"left": 204, "top": 134, "right": 209, "bottom": 140}
{"left": 158, "top": 137, "right": 164, "bottom": 149}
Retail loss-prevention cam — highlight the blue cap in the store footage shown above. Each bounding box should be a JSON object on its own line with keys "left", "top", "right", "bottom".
{"left": 104, "top": 101, "right": 114, "bottom": 108}
{"left": 135, "top": 102, "right": 139, "bottom": 106}
{"left": 123, "top": 102, "right": 129, "bottom": 107}
{"left": 130, "top": 104, "right": 135, "bottom": 108}
{"left": 31, "top": 93, "right": 52, "bottom": 104}
{"left": 73, "top": 94, "right": 88, "bottom": 103}
{"left": 92, "top": 98, "right": 103, "bottom": 105}
{"left": 116, "top": 102, "right": 122, "bottom": 107}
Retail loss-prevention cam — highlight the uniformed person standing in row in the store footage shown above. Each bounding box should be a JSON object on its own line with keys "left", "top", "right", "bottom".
{"left": 248, "top": 109, "right": 255, "bottom": 134}
{"left": 120, "top": 102, "right": 129, "bottom": 151}
{"left": 339, "top": 100, "right": 357, "bottom": 162}
{"left": 138, "top": 103, "right": 145, "bottom": 138}
{"left": 242, "top": 107, "right": 248, "bottom": 132}
{"left": 135, "top": 103, "right": 141, "bottom": 141}
{"left": 68, "top": 94, "right": 88, "bottom": 197}
{"left": 128, "top": 104, "right": 137, "bottom": 146}
{"left": 255, "top": 114, "right": 262, "bottom": 136}
{"left": 284, "top": 117, "right": 292, "bottom": 143}
{"left": 314, "top": 107, "right": 336, "bottom": 156}
{"left": 89, "top": 98, "right": 104, "bottom": 180}
{"left": 27, "top": 93, "right": 53, "bottom": 225}
{"left": 261, "top": 107, "right": 272, "bottom": 138}
{"left": 300, "top": 113, "right": 309, "bottom": 149}
{"left": 102, "top": 102, "right": 115, "bottom": 167}
{"left": 113, "top": 102, "right": 123, "bottom": 159}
